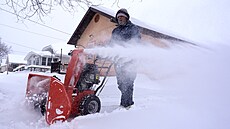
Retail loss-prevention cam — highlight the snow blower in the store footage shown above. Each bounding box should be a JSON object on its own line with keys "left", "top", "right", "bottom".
{"left": 25, "top": 49, "right": 113, "bottom": 125}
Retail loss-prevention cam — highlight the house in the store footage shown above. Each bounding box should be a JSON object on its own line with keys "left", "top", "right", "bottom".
{"left": 0, "top": 54, "right": 27, "bottom": 73}
{"left": 67, "top": 6, "right": 194, "bottom": 75}
{"left": 67, "top": 6, "right": 194, "bottom": 47}
{"left": 0, "top": 59, "right": 7, "bottom": 73}
{"left": 24, "top": 44, "right": 73, "bottom": 73}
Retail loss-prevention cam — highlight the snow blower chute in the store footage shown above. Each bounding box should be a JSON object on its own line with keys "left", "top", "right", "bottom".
{"left": 25, "top": 49, "right": 113, "bottom": 125}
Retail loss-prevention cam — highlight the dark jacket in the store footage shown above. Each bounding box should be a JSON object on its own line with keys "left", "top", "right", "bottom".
{"left": 111, "top": 21, "right": 141, "bottom": 45}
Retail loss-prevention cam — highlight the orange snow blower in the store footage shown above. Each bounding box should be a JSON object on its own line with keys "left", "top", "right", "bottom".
{"left": 25, "top": 49, "right": 113, "bottom": 125}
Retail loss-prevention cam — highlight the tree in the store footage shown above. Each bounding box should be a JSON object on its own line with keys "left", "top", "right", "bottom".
{"left": 0, "top": 0, "right": 134, "bottom": 20}
{"left": 0, "top": 38, "right": 11, "bottom": 58}
{"left": 0, "top": 0, "right": 103, "bottom": 20}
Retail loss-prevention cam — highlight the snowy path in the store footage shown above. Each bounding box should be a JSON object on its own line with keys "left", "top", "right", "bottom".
{"left": 1, "top": 44, "right": 230, "bottom": 129}
{"left": 0, "top": 72, "right": 179, "bottom": 129}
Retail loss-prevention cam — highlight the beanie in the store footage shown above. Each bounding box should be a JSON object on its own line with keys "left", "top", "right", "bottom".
{"left": 115, "top": 8, "right": 130, "bottom": 22}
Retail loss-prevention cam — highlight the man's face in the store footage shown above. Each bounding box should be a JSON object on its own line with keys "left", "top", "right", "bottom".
{"left": 117, "top": 16, "right": 127, "bottom": 25}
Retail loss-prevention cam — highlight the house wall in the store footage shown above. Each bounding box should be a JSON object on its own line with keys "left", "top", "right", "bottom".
{"left": 0, "top": 65, "right": 7, "bottom": 73}
{"left": 76, "top": 13, "right": 169, "bottom": 49}
{"left": 27, "top": 55, "right": 56, "bottom": 66}
{"left": 75, "top": 13, "right": 174, "bottom": 76}
{"left": 28, "top": 55, "right": 37, "bottom": 65}
{"left": 77, "top": 13, "right": 116, "bottom": 48}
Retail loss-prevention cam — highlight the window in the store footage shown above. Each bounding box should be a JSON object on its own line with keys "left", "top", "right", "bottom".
{"left": 35, "top": 57, "right": 39, "bottom": 65}
{"left": 28, "top": 60, "right": 31, "bottom": 65}
{"left": 48, "top": 58, "right": 52, "bottom": 66}
{"left": 42, "top": 57, "right": 46, "bottom": 65}
{"left": 94, "top": 14, "right": 100, "bottom": 23}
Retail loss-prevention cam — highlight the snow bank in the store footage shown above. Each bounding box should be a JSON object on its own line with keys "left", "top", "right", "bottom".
{"left": 0, "top": 42, "right": 230, "bottom": 129}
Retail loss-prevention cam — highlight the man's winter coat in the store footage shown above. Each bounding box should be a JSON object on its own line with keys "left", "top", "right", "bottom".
{"left": 111, "top": 20, "right": 141, "bottom": 45}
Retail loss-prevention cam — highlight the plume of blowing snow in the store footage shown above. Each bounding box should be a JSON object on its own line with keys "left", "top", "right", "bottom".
{"left": 85, "top": 41, "right": 205, "bottom": 80}
{"left": 85, "top": 41, "right": 230, "bottom": 128}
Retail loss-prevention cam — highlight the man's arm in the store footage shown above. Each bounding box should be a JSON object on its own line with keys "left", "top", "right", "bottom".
{"left": 131, "top": 25, "right": 141, "bottom": 41}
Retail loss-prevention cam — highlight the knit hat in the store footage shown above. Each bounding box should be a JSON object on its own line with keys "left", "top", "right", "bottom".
{"left": 115, "top": 8, "right": 130, "bottom": 22}
{"left": 117, "top": 13, "right": 128, "bottom": 18}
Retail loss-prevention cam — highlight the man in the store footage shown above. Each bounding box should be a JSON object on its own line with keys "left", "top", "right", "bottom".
{"left": 110, "top": 8, "right": 141, "bottom": 108}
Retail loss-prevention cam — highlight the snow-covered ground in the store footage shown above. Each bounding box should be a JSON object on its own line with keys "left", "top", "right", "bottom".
{"left": 0, "top": 42, "right": 230, "bottom": 129}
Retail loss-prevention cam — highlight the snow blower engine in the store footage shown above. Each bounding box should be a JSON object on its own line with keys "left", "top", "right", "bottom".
{"left": 25, "top": 49, "right": 113, "bottom": 125}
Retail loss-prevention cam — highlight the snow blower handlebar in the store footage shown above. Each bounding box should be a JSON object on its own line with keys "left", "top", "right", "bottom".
{"left": 95, "top": 61, "right": 114, "bottom": 96}
{"left": 89, "top": 54, "right": 114, "bottom": 96}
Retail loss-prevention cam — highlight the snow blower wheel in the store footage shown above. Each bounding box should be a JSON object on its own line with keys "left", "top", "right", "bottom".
{"left": 80, "top": 95, "right": 101, "bottom": 115}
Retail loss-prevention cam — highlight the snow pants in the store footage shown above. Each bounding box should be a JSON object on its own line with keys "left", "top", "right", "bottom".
{"left": 115, "top": 61, "right": 136, "bottom": 107}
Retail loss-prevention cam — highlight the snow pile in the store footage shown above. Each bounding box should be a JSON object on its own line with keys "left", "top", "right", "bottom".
{"left": 0, "top": 42, "right": 230, "bottom": 129}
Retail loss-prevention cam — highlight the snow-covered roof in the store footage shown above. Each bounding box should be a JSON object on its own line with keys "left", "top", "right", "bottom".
{"left": 67, "top": 6, "right": 192, "bottom": 45}
{"left": 24, "top": 44, "right": 72, "bottom": 60}
{"left": 24, "top": 51, "right": 52, "bottom": 60}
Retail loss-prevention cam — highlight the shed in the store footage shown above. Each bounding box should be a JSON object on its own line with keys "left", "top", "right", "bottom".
{"left": 66, "top": 6, "right": 194, "bottom": 75}
{"left": 67, "top": 6, "right": 193, "bottom": 48}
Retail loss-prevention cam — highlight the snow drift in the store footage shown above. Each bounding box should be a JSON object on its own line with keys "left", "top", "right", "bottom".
{"left": 0, "top": 42, "right": 230, "bottom": 129}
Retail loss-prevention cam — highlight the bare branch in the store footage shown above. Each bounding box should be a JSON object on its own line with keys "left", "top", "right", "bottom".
{"left": 112, "top": 0, "right": 120, "bottom": 8}
{"left": 0, "top": 38, "right": 11, "bottom": 58}
{"left": 0, "top": 0, "right": 141, "bottom": 21}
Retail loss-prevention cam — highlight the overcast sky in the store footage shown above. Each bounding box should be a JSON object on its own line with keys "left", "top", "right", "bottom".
{"left": 0, "top": 0, "right": 230, "bottom": 57}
